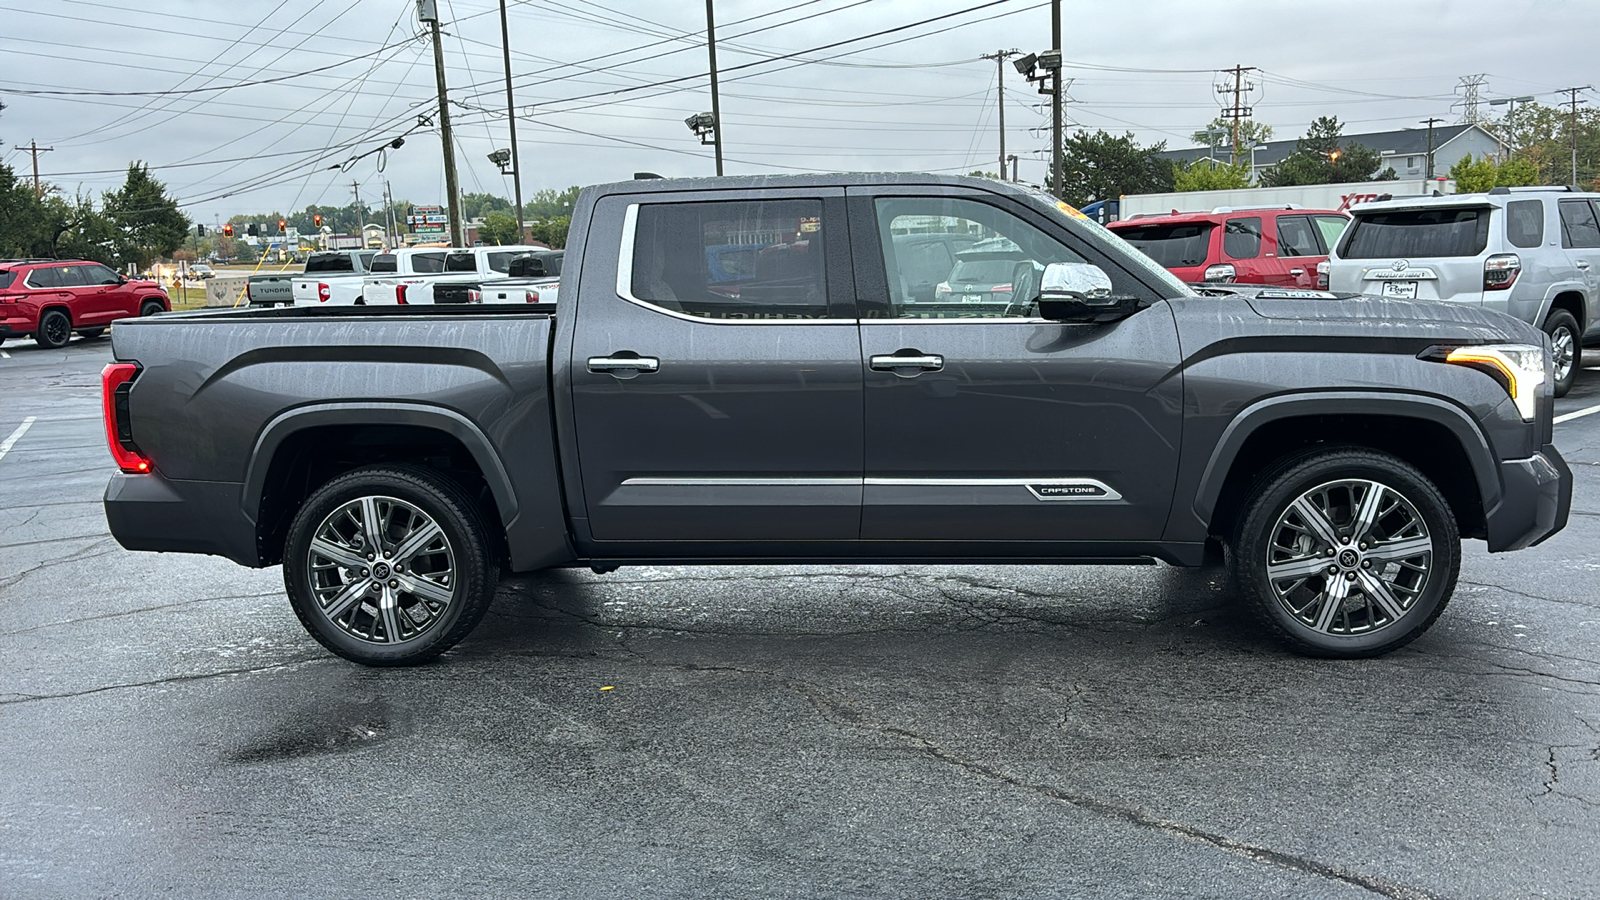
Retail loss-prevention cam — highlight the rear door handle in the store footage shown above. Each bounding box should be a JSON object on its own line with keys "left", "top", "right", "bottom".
{"left": 1578, "top": 260, "right": 1592, "bottom": 270}
{"left": 1289, "top": 268, "right": 1304, "bottom": 276}
{"left": 870, "top": 353, "right": 943, "bottom": 372}
{"left": 588, "top": 355, "right": 660, "bottom": 374}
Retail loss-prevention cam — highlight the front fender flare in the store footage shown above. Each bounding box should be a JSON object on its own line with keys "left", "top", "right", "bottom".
{"left": 1191, "top": 391, "right": 1501, "bottom": 526}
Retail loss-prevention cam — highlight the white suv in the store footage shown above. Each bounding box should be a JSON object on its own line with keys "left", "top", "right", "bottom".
{"left": 1327, "top": 186, "right": 1600, "bottom": 395}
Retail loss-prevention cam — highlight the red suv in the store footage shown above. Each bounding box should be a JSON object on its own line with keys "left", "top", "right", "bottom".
{"left": 1107, "top": 207, "right": 1350, "bottom": 288}
{"left": 0, "top": 259, "right": 169, "bottom": 349}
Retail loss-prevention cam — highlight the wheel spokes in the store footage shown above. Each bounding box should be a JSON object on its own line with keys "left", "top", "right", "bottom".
{"left": 1313, "top": 574, "right": 1351, "bottom": 633}
{"left": 1290, "top": 497, "right": 1342, "bottom": 547}
{"left": 306, "top": 494, "right": 456, "bottom": 646}
{"left": 1365, "top": 535, "right": 1432, "bottom": 564}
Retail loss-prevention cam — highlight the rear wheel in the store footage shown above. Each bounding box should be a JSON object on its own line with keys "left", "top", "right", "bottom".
{"left": 35, "top": 309, "right": 71, "bottom": 349}
{"left": 282, "top": 465, "right": 499, "bottom": 666}
{"left": 1230, "top": 448, "right": 1459, "bottom": 658}
{"left": 1544, "top": 309, "right": 1580, "bottom": 398}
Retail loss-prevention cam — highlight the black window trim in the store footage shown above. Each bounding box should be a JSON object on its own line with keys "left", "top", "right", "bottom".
{"left": 1275, "top": 215, "right": 1320, "bottom": 259}
{"left": 1560, "top": 198, "right": 1600, "bottom": 250}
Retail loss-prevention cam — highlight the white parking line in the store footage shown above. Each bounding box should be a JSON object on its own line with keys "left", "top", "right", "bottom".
{"left": 1554, "top": 404, "right": 1600, "bottom": 424}
{"left": 0, "top": 416, "right": 37, "bottom": 464}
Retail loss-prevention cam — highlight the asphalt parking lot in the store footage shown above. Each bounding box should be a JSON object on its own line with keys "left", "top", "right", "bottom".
{"left": 3, "top": 335, "right": 1599, "bottom": 899}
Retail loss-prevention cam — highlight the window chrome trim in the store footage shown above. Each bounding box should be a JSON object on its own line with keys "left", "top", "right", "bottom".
{"left": 860, "top": 317, "right": 1057, "bottom": 325}
{"left": 623, "top": 476, "right": 1120, "bottom": 500}
{"left": 622, "top": 477, "right": 860, "bottom": 486}
{"left": 614, "top": 202, "right": 854, "bottom": 326}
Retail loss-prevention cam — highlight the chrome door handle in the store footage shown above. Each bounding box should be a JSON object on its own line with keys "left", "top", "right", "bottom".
{"left": 870, "top": 354, "right": 943, "bottom": 372}
{"left": 588, "top": 355, "right": 660, "bottom": 374}
{"left": 1578, "top": 261, "right": 1592, "bottom": 269}
{"left": 1289, "top": 268, "right": 1304, "bottom": 275}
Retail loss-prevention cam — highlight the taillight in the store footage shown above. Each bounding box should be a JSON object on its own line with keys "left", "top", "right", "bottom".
{"left": 990, "top": 283, "right": 1013, "bottom": 292}
{"left": 935, "top": 283, "right": 952, "bottom": 295}
{"left": 396, "top": 284, "right": 409, "bottom": 305}
{"left": 525, "top": 290, "right": 540, "bottom": 303}
{"left": 101, "top": 363, "right": 151, "bottom": 474}
{"left": 1316, "top": 260, "right": 1330, "bottom": 290}
{"left": 1484, "top": 253, "right": 1521, "bottom": 291}
{"left": 317, "top": 283, "right": 330, "bottom": 303}
{"left": 1203, "top": 263, "right": 1236, "bottom": 283}
{"left": 468, "top": 288, "right": 482, "bottom": 303}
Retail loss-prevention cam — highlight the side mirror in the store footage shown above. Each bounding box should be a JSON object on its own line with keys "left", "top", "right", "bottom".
{"left": 1036, "top": 262, "right": 1143, "bottom": 322}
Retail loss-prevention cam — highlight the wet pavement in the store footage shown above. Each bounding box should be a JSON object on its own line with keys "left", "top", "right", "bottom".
{"left": 2, "top": 335, "right": 1598, "bottom": 899}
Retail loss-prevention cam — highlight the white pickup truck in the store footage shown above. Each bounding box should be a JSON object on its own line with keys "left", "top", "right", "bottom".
{"left": 366, "top": 245, "right": 546, "bottom": 305}
{"left": 441, "top": 249, "right": 563, "bottom": 306}
{"left": 282, "top": 250, "right": 379, "bottom": 306}
{"left": 321, "top": 248, "right": 451, "bottom": 306}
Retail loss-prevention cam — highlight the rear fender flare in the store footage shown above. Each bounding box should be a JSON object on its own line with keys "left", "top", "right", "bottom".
{"left": 1192, "top": 391, "right": 1501, "bottom": 526}
{"left": 241, "top": 402, "right": 518, "bottom": 527}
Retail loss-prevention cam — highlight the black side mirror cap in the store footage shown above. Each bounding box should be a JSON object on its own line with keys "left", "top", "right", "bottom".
{"left": 1037, "top": 294, "right": 1145, "bottom": 323}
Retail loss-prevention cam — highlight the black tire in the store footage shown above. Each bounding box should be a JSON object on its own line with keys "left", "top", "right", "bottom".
{"left": 282, "top": 465, "right": 499, "bottom": 666}
{"left": 35, "top": 309, "right": 71, "bottom": 349}
{"left": 1229, "top": 448, "right": 1459, "bottom": 658}
{"left": 1543, "top": 309, "right": 1580, "bottom": 398}
{"left": 78, "top": 328, "right": 106, "bottom": 340}
{"left": 139, "top": 301, "right": 165, "bottom": 318}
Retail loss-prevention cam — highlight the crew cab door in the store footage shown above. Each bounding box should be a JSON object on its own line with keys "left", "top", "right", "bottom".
{"left": 569, "top": 188, "right": 863, "bottom": 543}
{"left": 847, "top": 187, "right": 1183, "bottom": 543}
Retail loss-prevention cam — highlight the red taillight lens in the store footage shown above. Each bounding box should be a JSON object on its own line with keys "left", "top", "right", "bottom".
{"left": 525, "top": 290, "right": 540, "bottom": 303}
{"left": 317, "top": 282, "right": 330, "bottom": 303}
{"left": 396, "top": 284, "right": 409, "bottom": 305}
{"left": 101, "top": 363, "right": 151, "bottom": 474}
{"left": 468, "top": 288, "right": 482, "bottom": 303}
{"left": 1484, "top": 253, "right": 1521, "bottom": 291}
{"left": 990, "top": 283, "right": 1013, "bottom": 292}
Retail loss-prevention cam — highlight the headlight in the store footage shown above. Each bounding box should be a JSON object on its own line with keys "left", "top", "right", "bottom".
{"left": 1421, "top": 343, "right": 1546, "bottom": 422}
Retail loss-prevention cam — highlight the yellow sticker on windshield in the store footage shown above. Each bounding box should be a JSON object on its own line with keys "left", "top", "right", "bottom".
{"left": 1057, "top": 201, "right": 1088, "bottom": 220}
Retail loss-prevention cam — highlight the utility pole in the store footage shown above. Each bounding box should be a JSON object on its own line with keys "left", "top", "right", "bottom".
{"left": 1217, "top": 65, "right": 1257, "bottom": 161}
{"left": 384, "top": 180, "right": 397, "bottom": 248}
{"left": 981, "top": 50, "right": 1020, "bottom": 179}
{"left": 420, "top": 0, "right": 463, "bottom": 246}
{"left": 498, "top": 0, "right": 525, "bottom": 242}
{"left": 1420, "top": 117, "right": 1445, "bottom": 180}
{"left": 706, "top": 0, "right": 724, "bottom": 175}
{"left": 350, "top": 180, "right": 364, "bottom": 225}
{"left": 1559, "top": 86, "right": 1591, "bottom": 187}
{"left": 25, "top": 141, "right": 53, "bottom": 199}
{"left": 1050, "top": 0, "right": 1062, "bottom": 195}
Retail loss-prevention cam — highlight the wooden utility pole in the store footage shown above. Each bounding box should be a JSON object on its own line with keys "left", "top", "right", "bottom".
{"left": 706, "top": 0, "right": 724, "bottom": 175}
{"left": 1218, "top": 65, "right": 1257, "bottom": 161}
{"left": 498, "top": 0, "right": 525, "bottom": 241}
{"left": 1558, "top": 86, "right": 1591, "bottom": 187}
{"left": 1420, "top": 117, "right": 1445, "bottom": 180}
{"left": 25, "top": 141, "right": 53, "bottom": 199}
{"left": 980, "top": 50, "right": 1020, "bottom": 180}
{"left": 421, "top": 0, "right": 463, "bottom": 246}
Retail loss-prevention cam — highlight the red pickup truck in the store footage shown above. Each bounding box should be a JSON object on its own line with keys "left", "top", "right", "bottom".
{"left": 0, "top": 259, "right": 170, "bottom": 348}
{"left": 1108, "top": 207, "right": 1350, "bottom": 289}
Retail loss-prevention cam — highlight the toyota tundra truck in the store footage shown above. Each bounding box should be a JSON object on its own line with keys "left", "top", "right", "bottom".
{"left": 100, "top": 174, "right": 1570, "bottom": 666}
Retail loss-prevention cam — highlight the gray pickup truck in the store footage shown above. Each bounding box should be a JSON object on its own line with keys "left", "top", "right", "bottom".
{"left": 247, "top": 250, "right": 377, "bottom": 307}
{"left": 100, "top": 174, "right": 1570, "bottom": 666}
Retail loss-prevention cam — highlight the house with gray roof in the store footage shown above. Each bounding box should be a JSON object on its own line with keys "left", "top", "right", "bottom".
{"left": 1158, "top": 123, "right": 1510, "bottom": 182}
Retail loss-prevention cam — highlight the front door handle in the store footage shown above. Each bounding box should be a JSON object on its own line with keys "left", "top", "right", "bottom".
{"left": 588, "top": 355, "right": 660, "bottom": 374}
{"left": 870, "top": 353, "right": 943, "bottom": 372}
{"left": 1289, "top": 268, "right": 1304, "bottom": 276}
{"left": 1578, "top": 260, "right": 1592, "bottom": 270}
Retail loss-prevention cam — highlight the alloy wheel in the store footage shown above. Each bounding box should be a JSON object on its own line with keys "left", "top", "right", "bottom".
{"left": 304, "top": 494, "right": 457, "bottom": 645}
{"left": 1551, "top": 324, "right": 1576, "bottom": 385}
{"left": 1264, "top": 478, "right": 1432, "bottom": 636}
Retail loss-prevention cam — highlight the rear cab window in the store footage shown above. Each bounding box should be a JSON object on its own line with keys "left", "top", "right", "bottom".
{"left": 1339, "top": 206, "right": 1490, "bottom": 258}
{"left": 369, "top": 254, "right": 397, "bottom": 274}
{"left": 304, "top": 254, "right": 356, "bottom": 273}
{"left": 444, "top": 252, "right": 477, "bottom": 273}
{"left": 1505, "top": 199, "right": 1544, "bottom": 249}
{"left": 1223, "top": 217, "right": 1262, "bottom": 259}
{"left": 628, "top": 198, "right": 829, "bottom": 319}
{"left": 1112, "top": 222, "right": 1214, "bottom": 268}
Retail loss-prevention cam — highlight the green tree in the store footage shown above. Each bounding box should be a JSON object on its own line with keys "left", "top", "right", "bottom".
{"left": 1174, "top": 159, "right": 1254, "bottom": 192}
{"left": 102, "top": 163, "right": 189, "bottom": 268}
{"left": 523, "top": 186, "right": 580, "bottom": 220}
{"left": 1056, "top": 129, "right": 1175, "bottom": 206}
{"left": 1449, "top": 153, "right": 1540, "bottom": 192}
{"left": 479, "top": 210, "right": 522, "bottom": 245}
{"left": 1497, "top": 101, "right": 1600, "bottom": 186}
{"left": 46, "top": 191, "right": 118, "bottom": 264}
{"left": 0, "top": 161, "right": 57, "bottom": 258}
{"left": 528, "top": 216, "right": 571, "bottom": 249}
{"left": 1258, "top": 116, "right": 1397, "bottom": 187}
{"left": 1190, "top": 116, "right": 1272, "bottom": 152}
{"left": 461, "top": 192, "right": 513, "bottom": 221}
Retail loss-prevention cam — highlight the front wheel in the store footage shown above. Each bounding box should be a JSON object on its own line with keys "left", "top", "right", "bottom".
{"left": 1543, "top": 309, "right": 1580, "bottom": 398}
{"left": 1230, "top": 448, "right": 1459, "bottom": 658}
{"left": 140, "top": 301, "right": 165, "bottom": 317}
{"left": 282, "top": 465, "right": 499, "bottom": 666}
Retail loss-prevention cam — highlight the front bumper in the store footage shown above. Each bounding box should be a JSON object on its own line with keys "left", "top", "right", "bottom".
{"left": 104, "top": 472, "right": 261, "bottom": 566}
{"left": 1485, "top": 443, "right": 1571, "bottom": 552}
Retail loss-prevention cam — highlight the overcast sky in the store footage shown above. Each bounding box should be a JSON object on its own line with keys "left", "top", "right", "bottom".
{"left": 1, "top": 0, "right": 1594, "bottom": 224}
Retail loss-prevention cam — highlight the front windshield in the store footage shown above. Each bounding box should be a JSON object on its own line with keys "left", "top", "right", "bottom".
{"left": 1013, "top": 183, "right": 1197, "bottom": 297}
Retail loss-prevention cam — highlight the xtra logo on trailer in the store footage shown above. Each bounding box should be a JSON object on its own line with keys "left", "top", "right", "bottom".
{"left": 1337, "top": 193, "right": 1385, "bottom": 212}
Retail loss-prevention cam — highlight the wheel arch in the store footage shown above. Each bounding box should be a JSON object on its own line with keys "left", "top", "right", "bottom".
{"left": 244, "top": 403, "right": 519, "bottom": 566}
{"left": 1196, "top": 392, "right": 1499, "bottom": 542}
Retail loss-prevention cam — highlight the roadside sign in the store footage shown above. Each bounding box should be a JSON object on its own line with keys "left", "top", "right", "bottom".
{"left": 407, "top": 204, "right": 447, "bottom": 234}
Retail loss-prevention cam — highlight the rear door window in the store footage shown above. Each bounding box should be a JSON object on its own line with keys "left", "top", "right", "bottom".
{"left": 1505, "top": 199, "right": 1544, "bottom": 249}
{"left": 1276, "top": 216, "right": 1321, "bottom": 257}
{"left": 1559, "top": 199, "right": 1600, "bottom": 249}
{"left": 1312, "top": 216, "right": 1349, "bottom": 252}
{"left": 1223, "top": 217, "right": 1262, "bottom": 259}
{"left": 1112, "top": 223, "right": 1213, "bottom": 268}
{"left": 1340, "top": 207, "right": 1490, "bottom": 258}
{"left": 630, "top": 198, "right": 830, "bottom": 320}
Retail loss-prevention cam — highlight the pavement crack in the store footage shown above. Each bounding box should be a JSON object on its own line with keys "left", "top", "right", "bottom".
{"left": 0, "top": 658, "right": 327, "bottom": 706}
{"left": 0, "top": 539, "right": 118, "bottom": 590}
{"left": 0, "top": 591, "right": 284, "bottom": 637}
{"left": 1459, "top": 579, "right": 1597, "bottom": 610}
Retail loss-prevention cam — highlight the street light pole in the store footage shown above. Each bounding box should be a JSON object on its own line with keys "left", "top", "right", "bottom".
{"left": 1559, "top": 86, "right": 1591, "bottom": 187}
{"left": 1050, "top": 0, "right": 1062, "bottom": 196}
{"left": 499, "top": 0, "right": 525, "bottom": 242}
{"left": 706, "top": 0, "right": 724, "bottom": 176}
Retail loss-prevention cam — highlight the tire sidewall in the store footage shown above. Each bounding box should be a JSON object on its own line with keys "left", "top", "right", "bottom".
{"left": 1233, "top": 451, "right": 1460, "bottom": 657}
{"left": 282, "top": 467, "right": 491, "bottom": 665}
{"left": 1544, "top": 310, "right": 1580, "bottom": 397}
{"left": 140, "top": 302, "right": 165, "bottom": 317}
{"left": 36, "top": 310, "right": 70, "bottom": 349}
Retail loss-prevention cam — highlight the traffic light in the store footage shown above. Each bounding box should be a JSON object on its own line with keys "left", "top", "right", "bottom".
{"left": 313, "top": 214, "right": 323, "bottom": 227}
{"left": 197, "top": 224, "right": 206, "bottom": 236}
{"left": 278, "top": 219, "right": 287, "bottom": 233}
{"left": 247, "top": 223, "right": 259, "bottom": 237}
{"left": 223, "top": 223, "right": 234, "bottom": 237}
